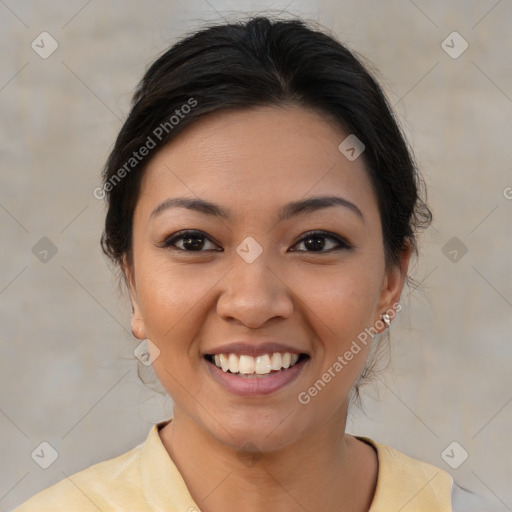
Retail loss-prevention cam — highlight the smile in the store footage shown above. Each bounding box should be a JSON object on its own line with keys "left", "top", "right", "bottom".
{"left": 204, "top": 350, "right": 310, "bottom": 395}
{"left": 205, "top": 352, "right": 308, "bottom": 376}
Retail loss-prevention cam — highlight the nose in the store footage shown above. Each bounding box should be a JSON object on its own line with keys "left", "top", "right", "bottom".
{"left": 216, "top": 250, "right": 294, "bottom": 329}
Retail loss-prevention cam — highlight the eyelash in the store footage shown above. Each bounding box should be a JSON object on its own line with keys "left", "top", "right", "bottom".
{"left": 160, "top": 229, "right": 352, "bottom": 253}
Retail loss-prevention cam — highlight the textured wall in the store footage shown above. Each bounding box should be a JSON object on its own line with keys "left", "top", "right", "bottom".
{"left": 1, "top": 1, "right": 511, "bottom": 510}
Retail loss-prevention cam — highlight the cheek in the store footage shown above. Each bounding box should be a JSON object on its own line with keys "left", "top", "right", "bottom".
{"left": 299, "top": 263, "right": 381, "bottom": 335}
{"left": 135, "top": 262, "right": 208, "bottom": 371}
{"left": 300, "top": 286, "right": 377, "bottom": 408}
{"left": 137, "top": 265, "right": 205, "bottom": 398}
{"left": 296, "top": 263, "right": 381, "bottom": 389}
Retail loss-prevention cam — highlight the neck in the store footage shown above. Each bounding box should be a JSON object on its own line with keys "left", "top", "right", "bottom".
{"left": 158, "top": 406, "right": 377, "bottom": 512}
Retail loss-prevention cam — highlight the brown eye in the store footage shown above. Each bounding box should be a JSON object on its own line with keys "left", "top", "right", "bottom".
{"left": 162, "top": 230, "right": 220, "bottom": 252}
{"left": 291, "top": 231, "right": 351, "bottom": 253}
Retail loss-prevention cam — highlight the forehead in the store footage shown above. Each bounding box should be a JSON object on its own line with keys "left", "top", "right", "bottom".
{"left": 137, "top": 105, "right": 379, "bottom": 222}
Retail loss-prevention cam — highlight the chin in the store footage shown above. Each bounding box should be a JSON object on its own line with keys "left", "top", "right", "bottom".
{"left": 201, "top": 409, "right": 305, "bottom": 454}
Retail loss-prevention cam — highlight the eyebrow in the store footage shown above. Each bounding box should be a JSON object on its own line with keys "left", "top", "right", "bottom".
{"left": 149, "top": 195, "right": 364, "bottom": 223}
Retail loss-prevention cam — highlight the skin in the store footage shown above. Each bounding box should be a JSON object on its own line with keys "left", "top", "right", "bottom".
{"left": 124, "top": 105, "right": 412, "bottom": 512}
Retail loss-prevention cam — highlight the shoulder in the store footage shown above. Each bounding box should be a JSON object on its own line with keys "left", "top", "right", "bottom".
{"left": 13, "top": 438, "right": 145, "bottom": 512}
{"left": 13, "top": 420, "right": 199, "bottom": 512}
{"left": 357, "top": 436, "right": 454, "bottom": 512}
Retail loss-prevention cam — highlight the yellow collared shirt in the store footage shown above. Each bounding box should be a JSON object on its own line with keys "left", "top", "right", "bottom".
{"left": 14, "top": 420, "right": 473, "bottom": 511}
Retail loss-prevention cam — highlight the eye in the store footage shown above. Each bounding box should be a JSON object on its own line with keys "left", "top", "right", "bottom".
{"left": 290, "top": 230, "right": 351, "bottom": 253}
{"left": 159, "top": 229, "right": 351, "bottom": 253}
{"left": 161, "top": 230, "right": 221, "bottom": 252}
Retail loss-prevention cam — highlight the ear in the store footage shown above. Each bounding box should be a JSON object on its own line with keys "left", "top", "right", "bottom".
{"left": 122, "top": 255, "right": 147, "bottom": 341}
{"left": 375, "top": 242, "right": 413, "bottom": 329}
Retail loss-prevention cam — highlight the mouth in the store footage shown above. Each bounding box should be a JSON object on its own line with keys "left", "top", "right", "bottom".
{"left": 204, "top": 352, "right": 310, "bottom": 377}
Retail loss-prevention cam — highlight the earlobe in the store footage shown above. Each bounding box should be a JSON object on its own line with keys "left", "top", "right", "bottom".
{"left": 131, "top": 318, "right": 146, "bottom": 340}
{"left": 122, "top": 254, "right": 147, "bottom": 340}
{"left": 130, "top": 295, "right": 147, "bottom": 340}
{"left": 376, "top": 243, "right": 413, "bottom": 330}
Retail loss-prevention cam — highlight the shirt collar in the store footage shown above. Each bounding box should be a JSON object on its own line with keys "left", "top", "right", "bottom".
{"left": 140, "top": 420, "right": 201, "bottom": 512}
{"left": 139, "top": 422, "right": 452, "bottom": 512}
{"left": 356, "top": 435, "right": 453, "bottom": 511}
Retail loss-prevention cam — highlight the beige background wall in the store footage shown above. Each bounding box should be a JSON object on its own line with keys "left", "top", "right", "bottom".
{"left": 1, "top": 1, "right": 511, "bottom": 510}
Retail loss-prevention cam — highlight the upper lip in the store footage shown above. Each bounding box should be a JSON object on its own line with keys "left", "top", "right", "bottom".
{"left": 203, "top": 341, "right": 309, "bottom": 358}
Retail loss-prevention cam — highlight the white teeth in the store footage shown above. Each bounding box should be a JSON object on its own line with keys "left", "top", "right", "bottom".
{"left": 270, "top": 353, "right": 282, "bottom": 370}
{"left": 219, "top": 354, "right": 229, "bottom": 373}
{"left": 239, "top": 355, "right": 255, "bottom": 374}
{"left": 228, "top": 353, "right": 239, "bottom": 373}
{"left": 210, "top": 352, "right": 303, "bottom": 375}
{"left": 255, "top": 354, "right": 271, "bottom": 374}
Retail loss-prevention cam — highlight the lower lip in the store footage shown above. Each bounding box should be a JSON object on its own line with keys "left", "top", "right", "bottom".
{"left": 205, "top": 357, "right": 308, "bottom": 396}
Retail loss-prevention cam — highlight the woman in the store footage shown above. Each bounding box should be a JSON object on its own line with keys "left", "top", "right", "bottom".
{"left": 15, "top": 15, "right": 484, "bottom": 512}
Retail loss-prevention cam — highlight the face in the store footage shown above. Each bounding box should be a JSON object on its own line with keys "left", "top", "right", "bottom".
{"left": 125, "top": 105, "right": 409, "bottom": 451}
